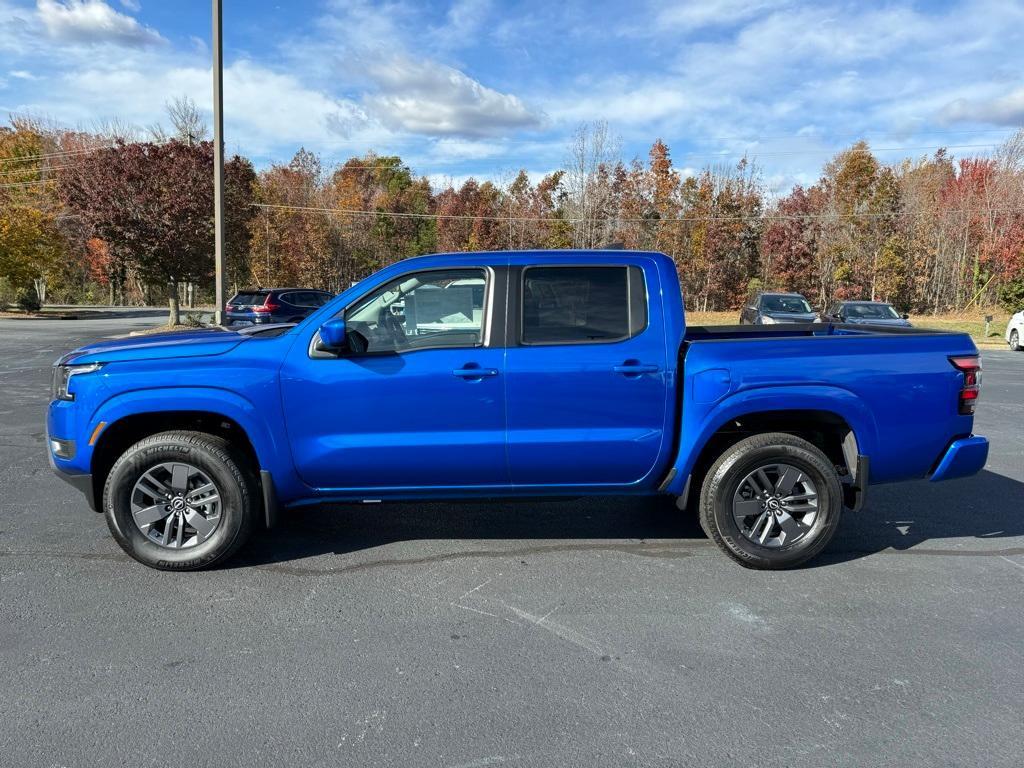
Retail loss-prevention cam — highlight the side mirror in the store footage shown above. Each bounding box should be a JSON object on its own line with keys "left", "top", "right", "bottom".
{"left": 901, "top": 313, "right": 910, "bottom": 320}
{"left": 319, "top": 318, "right": 347, "bottom": 348}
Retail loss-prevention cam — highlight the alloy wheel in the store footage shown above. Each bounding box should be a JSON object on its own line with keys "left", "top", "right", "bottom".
{"left": 130, "top": 462, "right": 222, "bottom": 549}
{"left": 732, "top": 463, "right": 819, "bottom": 548}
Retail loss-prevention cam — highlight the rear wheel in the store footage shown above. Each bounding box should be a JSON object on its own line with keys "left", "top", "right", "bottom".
{"left": 699, "top": 432, "right": 843, "bottom": 569}
{"left": 102, "top": 431, "right": 257, "bottom": 570}
{"left": 1011, "top": 329, "right": 1020, "bottom": 351}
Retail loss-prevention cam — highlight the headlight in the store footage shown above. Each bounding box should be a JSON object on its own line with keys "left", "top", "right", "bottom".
{"left": 759, "top": 315, "right": 778, "bottom": 325}
{"left": 51, "top": 363, "right": 103, "bottom": 401}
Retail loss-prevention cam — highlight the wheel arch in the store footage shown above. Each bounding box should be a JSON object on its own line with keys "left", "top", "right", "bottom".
{"left": 90, "top": 410, "right": 261, "bottom": 508}
{"left": 85, "top": 387, "right": 291, "bottom": 510}
{"left": 665, "top": 386, "right": 877, "bottom": 502}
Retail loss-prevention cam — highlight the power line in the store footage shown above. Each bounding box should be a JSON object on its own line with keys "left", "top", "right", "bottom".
{"left": 0, "top": 137, "right": 178, "bottom": 165}
{"left": 0, "top": 178, "right": 56, "bottom": 189}
{"left": 257, "top": 142, "right": 1006, "bottom": 172}
{"left": 250, "top": 201, "right": 1024, "bottom": 224}
{"left": 0, "top": 164, "right": 77, "bottom": 179}
{"left": 2, "top": 137, "right": 1001, "bottom": 173}
{"left": 0, "top": 145, "right": 117, "bottom": 164}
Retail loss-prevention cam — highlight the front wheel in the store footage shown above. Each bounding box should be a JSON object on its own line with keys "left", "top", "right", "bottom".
{"left": 102, "top": 431, "right": 258, "bottom": 570}
{"left": 1011, "top": 329, "right": 1020, "bottom": 351}
{"left": 699, "top": 432, "right": 844, "bottom": 569}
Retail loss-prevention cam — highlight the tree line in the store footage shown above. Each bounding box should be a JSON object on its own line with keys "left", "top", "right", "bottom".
{"left": 2, "top": 108, "right": 1023, "bottom": 323}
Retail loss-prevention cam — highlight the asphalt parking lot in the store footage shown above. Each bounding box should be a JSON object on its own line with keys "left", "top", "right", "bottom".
{"left": 1, "top": 316, "right": 1022, "bottom": 767}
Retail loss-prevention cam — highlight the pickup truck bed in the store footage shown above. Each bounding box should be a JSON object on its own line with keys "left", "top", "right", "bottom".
{"left": 674, "top": 322, "right": 981, "bottom": 492}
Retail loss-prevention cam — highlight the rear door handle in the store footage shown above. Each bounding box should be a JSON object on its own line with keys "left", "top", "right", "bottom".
{"left": 614, "top": 362, "right": 660, "bottom": 376}
{"left": 453, "top": 366, "right": 498, "bottom": 379}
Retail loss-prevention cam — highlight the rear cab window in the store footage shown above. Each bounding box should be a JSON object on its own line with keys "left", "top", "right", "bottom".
{"left": 520, "top": 265, "right": 646, "bottom": 344}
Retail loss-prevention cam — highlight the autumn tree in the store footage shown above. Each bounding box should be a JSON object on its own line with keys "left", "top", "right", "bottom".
{"left": 62, "top": 140, "right": 254, "bottom": 323}
{"left": 760, "top": 186, "right": 820, "bottom": 301}
{"left": 0, "top": 119, "right": 67, "bottom": 305}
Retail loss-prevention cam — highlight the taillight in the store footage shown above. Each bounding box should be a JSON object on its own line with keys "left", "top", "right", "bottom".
{"left": 253, "top": 298, "right": 281, "bottom": 313}
{"left": 949, "top": 355, "right": 981, "bottom": 415}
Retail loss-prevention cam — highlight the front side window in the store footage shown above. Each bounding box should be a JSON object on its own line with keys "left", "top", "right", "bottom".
{"left": 345, "top": 269, "right": 487, "bottom": 353}
{"left": 521, "top": 266, "right": 645, "bottom": 344}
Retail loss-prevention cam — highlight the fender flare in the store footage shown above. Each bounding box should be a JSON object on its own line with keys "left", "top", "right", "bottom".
{"left": 88, "top": 387, "right": 287, "bottom": 476}
{"left": 664, "top": 384, "right": 879, "bottom": 497}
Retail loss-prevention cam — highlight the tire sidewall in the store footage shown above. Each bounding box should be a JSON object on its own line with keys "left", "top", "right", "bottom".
{"left": 1011, "top": 330, "right": 1020, "bottom": 351}
{"left": 707, "top": 441, "right": 842, "bottom": 569}
{"left": 104, "top": 438, "right": 247, "bottom": 570}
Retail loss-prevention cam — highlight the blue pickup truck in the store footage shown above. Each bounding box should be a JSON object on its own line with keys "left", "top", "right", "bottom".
{"left": 48, "top": 250, "right": 989, "bottom": 571}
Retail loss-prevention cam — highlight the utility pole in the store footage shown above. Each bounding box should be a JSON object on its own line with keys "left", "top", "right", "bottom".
{"left": 212, "top": 0, "right": 225, "bottom": 325}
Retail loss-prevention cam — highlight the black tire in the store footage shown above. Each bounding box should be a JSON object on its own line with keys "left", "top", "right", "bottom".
{"left": 698, "top": 432, "right": 843, "bottom": 570}
{"left": 102, "top": 431, "right": 258, "bottom": 570}
{"left": 1011, "top": 330, "right": 1020, "bottom": 352}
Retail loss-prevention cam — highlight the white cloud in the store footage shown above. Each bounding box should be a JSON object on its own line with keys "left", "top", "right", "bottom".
{"left": 433, "top": 0, "right": 492, "bottom": 48}
{"left": 428, "top": 137, "right": 507, "bottom": 160}
{"left": 53, "top": 59, "right": 371, "bottom": 155}
{"left": 119, "top": 0, "right": 139, "bottom": 11}
{"left": 940, "top": 88, "right": 1024, "bottom": 126}
{"left": 546, "top": 80, "right": 690, "bottom": 126}
{"left": 4, "top": 0, "right": 1023, "bottom": 189}
{"left": 656, "top": 0, "right": 790, "bottom": 32}
{"left": 362, "top": 55, "right": 543, "bottom": 137}
{"left": 36, "top": 0, "right": 163, "bottom": 47}
{"left": 9, "top": 69, "right": 39, "bottom": 79}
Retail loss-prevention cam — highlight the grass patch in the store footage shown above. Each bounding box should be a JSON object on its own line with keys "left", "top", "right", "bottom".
{"left": 128, "top": 324, "right": 204, "bottom": 336}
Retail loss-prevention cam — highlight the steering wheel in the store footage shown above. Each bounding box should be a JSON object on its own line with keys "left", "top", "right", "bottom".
{"left": 380, "top": 307, "right": 407, "bottom": 348}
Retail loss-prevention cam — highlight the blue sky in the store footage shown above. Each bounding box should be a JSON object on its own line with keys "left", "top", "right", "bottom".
{"left": 2, "top": 0, "right": 1023, "bottom": 192}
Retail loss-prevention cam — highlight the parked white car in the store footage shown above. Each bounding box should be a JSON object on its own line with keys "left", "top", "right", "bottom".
{"left": 1007, "top": 309, "right": 1024, "bottom": 351}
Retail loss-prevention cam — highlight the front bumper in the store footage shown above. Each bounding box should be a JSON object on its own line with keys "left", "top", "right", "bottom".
{"left": 929, "top": 436, "right": 989, "bottom": 482}
{"left": 47, "top": 448, "right": 98, "bottom": 511}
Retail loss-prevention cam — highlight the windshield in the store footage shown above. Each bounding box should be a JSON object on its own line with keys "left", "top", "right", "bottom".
{"left": 845, "top": 303, "right": 900, "bottom": 320}
{"left": 762, "top": 295, "right": 812, "bottom": 314}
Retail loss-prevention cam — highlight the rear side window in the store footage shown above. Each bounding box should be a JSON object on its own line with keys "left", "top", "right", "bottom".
{"left": 290, "top": 292, "right": 319, "bottom": 307}
{"left": 521, "top": 266, "right": 646, "bottom": 344}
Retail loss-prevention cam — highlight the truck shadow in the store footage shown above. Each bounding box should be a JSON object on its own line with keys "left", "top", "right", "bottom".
{"left": 813, "top": 469, "right": 1024, "bottom": 565}
{"left": 233, "top": 469, "right": 1024, "bottom": 570}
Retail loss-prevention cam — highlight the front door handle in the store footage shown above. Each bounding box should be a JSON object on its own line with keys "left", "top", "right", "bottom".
{"left": 614, "top": 362, "right": 660, "bottom": 377}
{"left": 453, "top": 366, "right": 498, "bottom": 379}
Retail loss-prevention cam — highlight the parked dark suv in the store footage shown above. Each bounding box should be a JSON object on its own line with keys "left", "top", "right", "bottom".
{"left": 819, "top": 300, "right": 912, "bottom": 327}
{"left": 739, "top": 292, "right": 817, "bottom": 325}
{"left": 224, "top": 288, "right": 334, "bottom": 327}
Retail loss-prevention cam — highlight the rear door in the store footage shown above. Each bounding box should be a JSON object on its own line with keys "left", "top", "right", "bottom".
{"left": 503, "top": 261, "right": 671, "bottom": 487}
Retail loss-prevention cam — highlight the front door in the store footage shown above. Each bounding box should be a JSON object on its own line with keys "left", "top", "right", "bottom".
{"left": 280, "top": 266, "right": 507, "bottom": 491}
